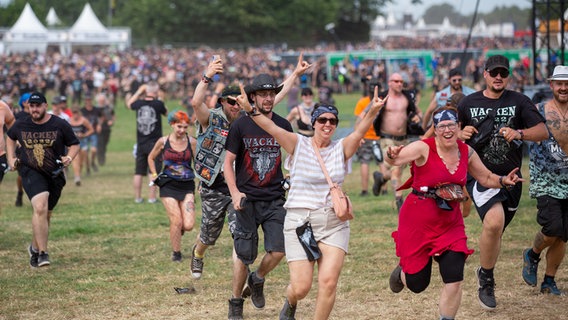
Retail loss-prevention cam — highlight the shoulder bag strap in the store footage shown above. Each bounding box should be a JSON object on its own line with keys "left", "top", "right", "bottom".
{"left": 311, "top": 138, "right": 334, "bottom": 188}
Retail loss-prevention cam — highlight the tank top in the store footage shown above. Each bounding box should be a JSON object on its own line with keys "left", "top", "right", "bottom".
{"left": 162, "top": 134, "right": 195, "bottom": 181}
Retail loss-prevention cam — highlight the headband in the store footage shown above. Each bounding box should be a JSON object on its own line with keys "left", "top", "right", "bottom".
{"left": 433, "top": 109, "right": 458, "bottom": 127}
{"left": 311, "top": 105, "right": 339, "bottom": 125}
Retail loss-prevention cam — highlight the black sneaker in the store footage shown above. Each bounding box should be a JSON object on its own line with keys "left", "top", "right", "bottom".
{"left": 228, "top": 298, "right": 244, "bottom": 320}
{"left": 279, "top": 298, "right": 297, "bottom": 320}
{"left": 38, "top": 251, "right": 50, "bottom": 267}
{"left": 360, "top": 190, "right": 369, "bottom": 197}
{"left": 171, "top": 251, "right": 182, "bottom": 262}
{"left": 476, "top": 267, "right": 496, "bottom": 310}
{"left": 247, "top": 271, "right": 265, "bottom": 309}
{"left": 190, "top": 245, "right": 203, "bottom": 279}
{"left": 372, "top": 171, "right": 384, "bottom": 196}
{"left": 28, "top": 245, "right": 39, "bottom": 268}
{"left": 389, "top": 265, "right": 404, "bottom": 293}
{"left": 396, "top": 196, "right": 404, "bottom": 212}
{"left": 15, "top": 191, "right": 23, "bottom": 207}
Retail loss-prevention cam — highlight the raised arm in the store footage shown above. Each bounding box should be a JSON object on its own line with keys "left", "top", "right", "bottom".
{"left": 275, "top": 52, "right": 311, "bottom": 105}
{"left": 191, "top": 57, "right": 224, "bottom": 128}
{"left": 343, "top": 86, "right": 387, "bottom": 159}
{"left": 237, "top": 84, "right": 298, "bottom": 155}
{"left": 126, "top": 84, "right": 146, "bottom": 109}
{"left": 422, "top": 96, "right": 437, "bottom": 130}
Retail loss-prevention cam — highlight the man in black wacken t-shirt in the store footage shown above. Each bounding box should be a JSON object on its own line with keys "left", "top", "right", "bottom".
{"left": 457, "top": 55, "right": 548, "bottom": 310}
{"left": 224, "top": 73, "right": 296, "bottom": 318}
{"left": 127, "top": 81, "right": 167, "bottom": 203}
{"left": 6, "top": 92, "right": 80, "bottom": 268}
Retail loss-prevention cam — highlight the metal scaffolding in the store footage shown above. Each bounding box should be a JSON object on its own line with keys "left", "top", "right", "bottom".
{"left": 532, "top": 0, "right": 567, "bottom": 83}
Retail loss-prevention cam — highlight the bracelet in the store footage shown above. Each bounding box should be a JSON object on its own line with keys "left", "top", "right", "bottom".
{"left": 499, "top": 176, "right": 507, "bottom": 188}
{"left": 202, "top": 74, "right": 213, "bottom": 83}
{"left": 152, "top": 173, "right": 158, "bottom": 177}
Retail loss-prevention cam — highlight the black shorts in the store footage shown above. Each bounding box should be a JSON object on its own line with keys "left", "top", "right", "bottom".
{"left": 233, "top": 197, "right": 286, "bottom": 265}
{"left": 135, "top": 141, "right": 161, "bottom": 175}
{"left": 20, "top": 165, "right": 66, "bottom": 211}
{"left": 536, "top": 196, "right": 568, "bottom": 242}
{"left": 159, "top": 178, "right": 195, "bottom": 201}
{"left": 466, "top": 175, "right": 522, "bottom": 230}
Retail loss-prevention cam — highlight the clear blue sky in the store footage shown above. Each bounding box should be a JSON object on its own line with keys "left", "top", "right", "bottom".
{"left": 385, "top": 0, "right": 532, "bottom": 19}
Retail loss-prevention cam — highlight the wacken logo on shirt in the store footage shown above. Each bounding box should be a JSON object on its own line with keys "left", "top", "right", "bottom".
{"left": 21, "top": 130, "right": 57, "bottom": 167}
{"left": 469, "top": 106, "right": 516, "bottom": 119}
{"left": 243, "top": 137, "right": 281, "bottom": 182}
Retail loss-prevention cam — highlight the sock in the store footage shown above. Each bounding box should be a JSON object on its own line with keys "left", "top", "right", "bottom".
{"left": 480, "top": 267, "right": 494, "bottom": 279}
{"left": 544, "top": 274, "right": 555, "bottom": 283}
{"left": 528, "top": 248, "right": 540, "bottom": 260}
{"left": 252, "top": 271, "right": 264, "bottom": 282}
{"left": 194, "top": 247, "right": 204, "bottom": 259}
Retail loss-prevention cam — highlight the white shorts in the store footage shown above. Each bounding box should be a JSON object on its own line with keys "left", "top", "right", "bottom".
{"left": 283, "top": 207, "right": 350, "bottom": 262}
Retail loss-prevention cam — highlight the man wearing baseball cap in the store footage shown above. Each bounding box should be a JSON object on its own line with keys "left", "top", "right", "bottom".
{"left": 457, "top": 55, "right": 549, "bottom": 310}
{"left": 6, "top": 92, "right": 80, "bottom": 268}
{"left": 521, "top": 65, "right": 568, "bottom": 296}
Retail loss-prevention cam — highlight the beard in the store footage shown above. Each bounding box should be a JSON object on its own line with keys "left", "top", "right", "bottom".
{"left": 31, "top": 109, "right": 47, "bottom": 122}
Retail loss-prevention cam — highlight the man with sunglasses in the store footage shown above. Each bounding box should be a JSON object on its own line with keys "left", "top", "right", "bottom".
{"left": 457, "top": 54, "right": 548, "bottom": 310}
{"left": 422, "top": 68, "right": 475, "bottom": 131}
{"left": 189, "top": 56, "right": 242, "bottom": 277}
{"left": 373, "top": 73, "right": 422, "bottom": 211}
{"left": 223, "top": 56, "right": 310, "bottom": 319}
{"left": 521, "top": 65, "right": 568, "bottom": 296}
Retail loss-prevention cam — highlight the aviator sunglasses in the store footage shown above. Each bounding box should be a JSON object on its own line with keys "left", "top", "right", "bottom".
{"left": 488, "top": 69, "right": 509, "bottom": 78}
{"left": 316, "top": 117, "right": 338, "bottom": 126}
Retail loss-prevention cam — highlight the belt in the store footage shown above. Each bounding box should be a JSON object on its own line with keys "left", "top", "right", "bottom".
{"left": 380, "top": 133, "right": 407, "bottom": 141}
{"left": 411, "top": 188, "right": 437, "bottom": 199}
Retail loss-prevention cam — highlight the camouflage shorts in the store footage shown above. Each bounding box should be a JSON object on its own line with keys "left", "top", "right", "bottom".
{"left": 199, "top": 186, "right": 236, "bottom": 245}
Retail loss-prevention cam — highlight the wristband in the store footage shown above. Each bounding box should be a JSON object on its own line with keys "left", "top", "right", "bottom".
{"left": 202, "top": 74, "right": 213, "bottom": 83}
{"left": 499, "top": 176, "right": 507, "bottom": 188}
{"left": 152, "top": 173, "right": 158, "bottom": 177}
{"left": 248, "top": 107, "right": 260, "bottom": 117}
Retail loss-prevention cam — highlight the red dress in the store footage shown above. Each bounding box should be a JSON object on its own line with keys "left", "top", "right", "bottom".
{"left": 392, "top": 138, "right": 474, "bottom": 274}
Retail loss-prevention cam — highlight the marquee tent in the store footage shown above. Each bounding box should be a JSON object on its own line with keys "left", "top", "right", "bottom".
{"left": 3, "top": 3, "right": 48, "bottom": 53}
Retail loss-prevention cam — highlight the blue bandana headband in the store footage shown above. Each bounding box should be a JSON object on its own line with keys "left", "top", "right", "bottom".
{"left": 433, "top": 109, "right": 458, "bottom": 127}
{"left": 311, "top": 105, "right": 339, "bottom": 125}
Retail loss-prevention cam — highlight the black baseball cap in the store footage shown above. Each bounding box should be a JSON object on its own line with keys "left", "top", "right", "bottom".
{"left": 485, "top": 55, "right": 510, "bottom": 71}
{"left": 28, "top": 92, "right": 47, "bottom": 104}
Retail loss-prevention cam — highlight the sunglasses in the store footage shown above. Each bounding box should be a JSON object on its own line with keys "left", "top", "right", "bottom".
{"left": 488, "top": 69, "right": 509, "bottom": 78}
{"left": 435, "top": 123, "right": 458, "bottom": 132}
{"left": 390, "top": 80, "right": 404, "bottom": 83}
{"left": 225, "top": 98, "right": 237, "bottom": 106}
{"left": 316, "top": 117, "right": 338, "bottom": 126}
{"left": 451, "top": 78, "right": 463, "bottom": 83}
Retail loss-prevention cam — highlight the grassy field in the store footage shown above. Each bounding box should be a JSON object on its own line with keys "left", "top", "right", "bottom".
{"left": 0, "top": 91, "right": 566, "bottom": 319}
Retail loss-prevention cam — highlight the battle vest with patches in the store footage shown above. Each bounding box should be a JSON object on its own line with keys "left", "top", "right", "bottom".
{"left": 194, "top": 108, "right": 230, "bottom": 186}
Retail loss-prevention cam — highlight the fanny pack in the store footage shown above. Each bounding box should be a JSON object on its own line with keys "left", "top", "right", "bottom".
{"left": 412, "top": 183, "right": 468, "bottom": 211}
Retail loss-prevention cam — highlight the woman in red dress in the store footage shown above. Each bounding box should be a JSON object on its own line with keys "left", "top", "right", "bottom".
{"left": 384, "top": 107, "right": 523, "bottom": 320}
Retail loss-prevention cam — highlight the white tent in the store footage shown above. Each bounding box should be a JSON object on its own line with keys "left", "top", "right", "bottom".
{"left": 4, "top": 3, "right": 48, "bottom": 53}
{"left": 46, "top": 7, "right": 62, "bottom": 26}
{"left": 69, "top": 3, "right": 109, "bottom": 43}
